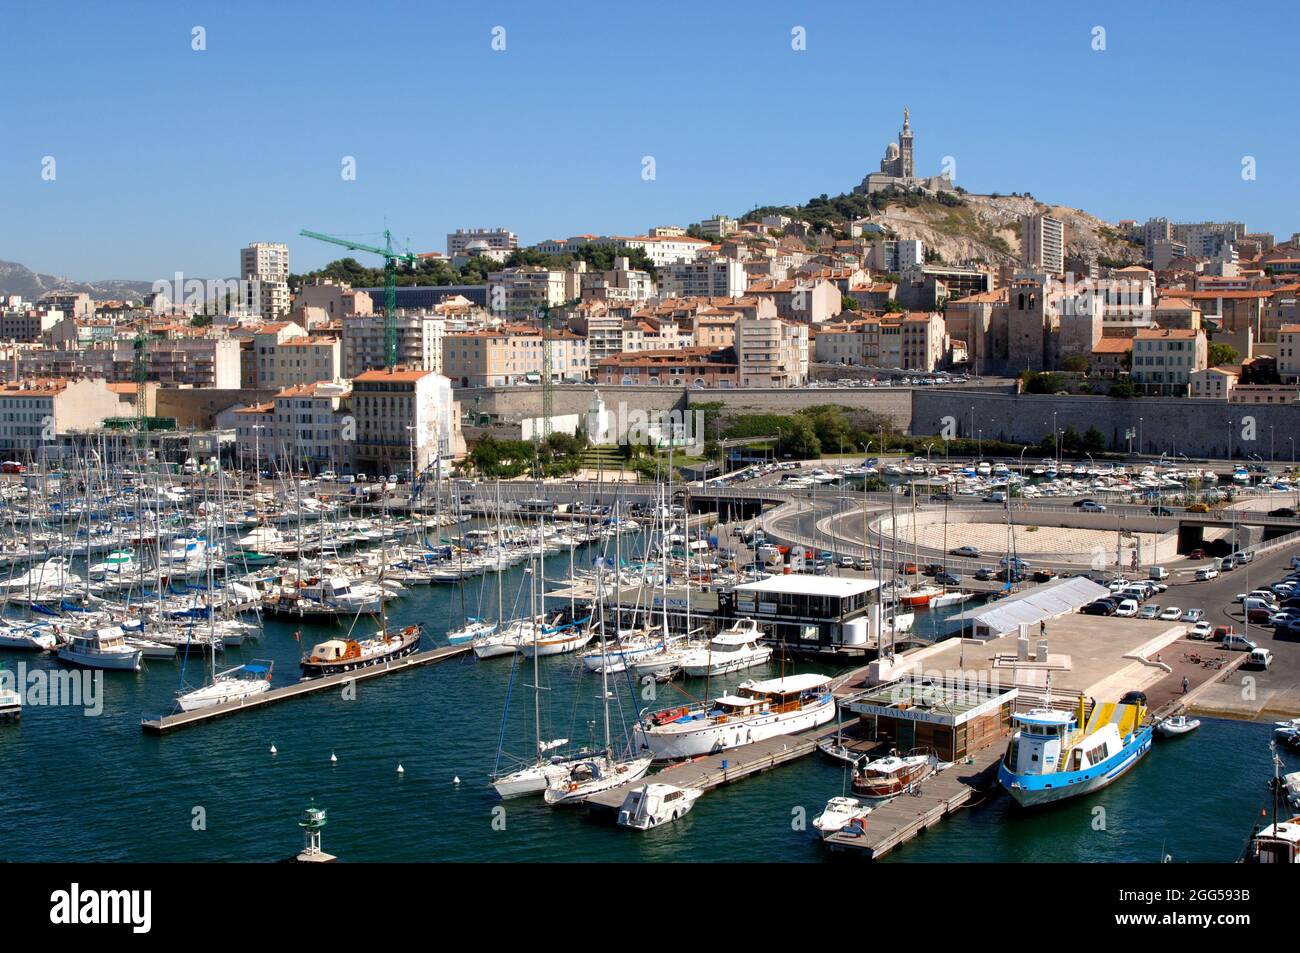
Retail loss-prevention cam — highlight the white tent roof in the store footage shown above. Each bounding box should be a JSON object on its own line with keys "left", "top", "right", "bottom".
{"left": 951, "top": 576, "right": 1109, "bottom": 636}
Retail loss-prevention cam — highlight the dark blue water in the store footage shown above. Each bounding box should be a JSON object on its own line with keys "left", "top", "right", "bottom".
{"left": 0, "top": 548, "right": 1290, "bottom": 862}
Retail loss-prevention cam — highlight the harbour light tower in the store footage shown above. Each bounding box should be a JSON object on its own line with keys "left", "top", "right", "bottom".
{"left": 296, "top": 800, "right": 336, "bottom": 863}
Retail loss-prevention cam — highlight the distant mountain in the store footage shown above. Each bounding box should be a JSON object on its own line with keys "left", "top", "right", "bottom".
{"left": 0, "top": 260, "right": 158, "bottom": 301}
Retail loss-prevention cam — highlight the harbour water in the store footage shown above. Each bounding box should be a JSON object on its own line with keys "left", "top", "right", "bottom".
{"left": 1, "top": 547, "right": 1292, "bottom": 863}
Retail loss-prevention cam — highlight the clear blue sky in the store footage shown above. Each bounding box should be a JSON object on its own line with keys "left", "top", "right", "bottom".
{"left": 3, "top": 0, "right": 1297, "bottom": 281}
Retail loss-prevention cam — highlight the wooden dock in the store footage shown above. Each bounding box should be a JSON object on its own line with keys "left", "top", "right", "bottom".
{"left": 140, "top": 643, "right": 472, "bottom": 735}
{"left": 823, "top": 747, "right": 1003, "bottom": 859}
{"left": 586, "top": 723, "right": 842, "bottom": 812}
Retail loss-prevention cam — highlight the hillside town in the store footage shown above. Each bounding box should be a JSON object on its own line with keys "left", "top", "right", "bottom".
{"left": 2, "top": 108, "right": 1298, "bottom": 472}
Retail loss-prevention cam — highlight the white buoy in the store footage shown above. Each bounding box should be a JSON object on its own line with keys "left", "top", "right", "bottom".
{"left": 397, "top": 763, "right": 405, "bottom": 775}
{"left": 330, "top": 751, "right": 337, "bottom": 764}
{"left": 270, "top": 744, "right": 277, "bottom": 755}
{"left": 453, "top": 775, "right": 460, "bottom": 785}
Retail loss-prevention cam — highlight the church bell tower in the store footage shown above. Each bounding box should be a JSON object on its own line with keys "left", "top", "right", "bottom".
{"left": 899, "top": 107, "right": 914, "bottom": 180}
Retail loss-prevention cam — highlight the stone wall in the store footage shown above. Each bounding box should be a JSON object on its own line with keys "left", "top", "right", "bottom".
{"left": 914, "top": 389, "right": 1300, "bottom": 458}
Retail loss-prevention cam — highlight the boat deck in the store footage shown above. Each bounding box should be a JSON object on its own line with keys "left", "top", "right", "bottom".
{"left": 585, "top": 722, "right": 843, "bottom": 811}
{"left": 140, "top": 643, "right": 471, "bottom": 734}
{"left": 822, "top": 746, "right": 1003, "bottom": 859}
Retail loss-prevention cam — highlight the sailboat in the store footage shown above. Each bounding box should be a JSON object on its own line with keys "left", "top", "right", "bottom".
{"left": 300, "top": 502, "right": 423, "bottom": 677}
{"left": 492, "top": 513, "right": 586, "bottom": 798}
{"left": 176, "top": 485, "right": 275, "bottom": 711}
{"left": 542, "top": 515, "right": 651, "bottom": 805}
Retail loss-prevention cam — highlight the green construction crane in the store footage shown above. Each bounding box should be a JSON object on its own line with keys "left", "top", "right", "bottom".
{"left": 300, "top": 229, "right": 417, "bottom": 370}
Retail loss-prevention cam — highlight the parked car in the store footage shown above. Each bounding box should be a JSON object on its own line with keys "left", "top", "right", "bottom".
{"left": 1081, "top": 600, "right": 1117, "bottom": 616}
{"left": 1180, "top": 608, "right": 1205, "bottom": 623}
{"left": 1221, "top": 632, "right": 1258, "bottom": 652}
{"left": 975, "top": 567, "right": 995, "bottom": 581}
{"left": 1032, "top": 569, "right": 1058, "bottom": 583}
{"left": 1137, "top": 605, "right": 1161, "bottom": 620}
{"left": 896, "top": 562, "right": 919, "bottom": 575}
{"left": 1187, "top": 548, "right": 1207, "bottom": 560}
{"left": 936, "top": 571, "right": 961, "bottom": 586}
{"left": 1248, "top": 606, "right": 1276, "bottom": 625}
{"left": 1158, "top": 606, "right": 1182, "bottom": 621}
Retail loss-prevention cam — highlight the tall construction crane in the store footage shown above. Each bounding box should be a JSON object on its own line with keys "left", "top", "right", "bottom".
{"left": 300, "top": 229, "right": 417, "bottom": 369}
{"left": 535, "top": 296, "right": 581, "bottom": 439}
{"left": 490, "top": 295, "right": 581, "bottom": 442}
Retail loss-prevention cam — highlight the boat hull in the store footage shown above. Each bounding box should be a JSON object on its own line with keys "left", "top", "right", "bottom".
{"left": 999, "top": 727, "right": 1153, "bottom": 807}
{"left": 633, "top": 693, "right": 835, "bottom": 760}
{"left": 56, "top": 646, "right": 142, "bottom": 671}
{"left": 299, "top": 628, "right": 422, "bottom": 678}
{"left": 680, "top": 647, "right": 772, "bottom": 678}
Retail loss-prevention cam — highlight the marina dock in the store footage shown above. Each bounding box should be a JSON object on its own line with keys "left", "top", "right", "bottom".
{"left": 586, "top": 723, "right": 843, "bottom": 812}
{"left": 140, "top": 643, "right": 471, "bottom": 735}
{"left": 823, "top": 747, "right": 1003, "bottom": 859}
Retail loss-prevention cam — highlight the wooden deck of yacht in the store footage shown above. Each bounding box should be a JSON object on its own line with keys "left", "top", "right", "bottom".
{"left": 822, "top": 746, "right": 1003, "bottom": 859}
{"left": 140, "top": 643, "right": 471, "bottom": 735}
{"left": 585, "top": 723, "right": 843, "bottom": 811}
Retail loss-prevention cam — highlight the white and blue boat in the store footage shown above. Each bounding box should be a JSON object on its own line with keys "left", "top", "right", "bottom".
{"left": 997, "top": 697, "right": 1153, "bottom": 807}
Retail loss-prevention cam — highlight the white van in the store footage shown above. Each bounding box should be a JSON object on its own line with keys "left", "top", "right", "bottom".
{"left": 1244, "top": 597, "right": 1278, "bottom": 615}
{"left": 1148, "top": 566, "right": 1169, "bottom": 580}
{"left": 1246, "top": 647, "right": 1273, "bottom": 670}
{"left": 1115, "top": 599, "right": 1139, "bottom": 618}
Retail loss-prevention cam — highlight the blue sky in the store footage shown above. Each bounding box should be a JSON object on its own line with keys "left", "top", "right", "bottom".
{"left": 3, "top": 0, "right": 1297, "bottom": 281}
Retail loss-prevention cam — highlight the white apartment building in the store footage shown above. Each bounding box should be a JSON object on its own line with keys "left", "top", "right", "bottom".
{"left": 350, "top": 368, "right": 463, "bottom": 473}
{"left": 696, "top": 216, "right": 739, "bottom": 239}
{"left": 658, "top": 258, "right": 747, "bottom": 299}
{"left": 1022, "top": 214, "right": 1065, "bottom": 276}
{"left": 1189, "top": 366, "right": 1238, "bottom": 400}
{"left": 265, "top": 337, "right": 342, "bottom": 389}
{"left": 488, "top": 266, "right": 576, "bottom": 313}
{"left": 342, "top": 313, "right": 445, "bottom": 377}
{"left": 867, "top": 239, "right": 924, "bottom": 274}
{"left": 733, "top": 317, "right": 808, "bottom": 388}
{"left": 240, "top": 241, "right": 291, "bottom": 319}
{"left": 232, "top": 381, "right": 352, "bottom": 472}
{"left": 0, "top": 378, "right": 131, "bottom": 453}
{"left": 1279, "top": 324, "right": 1300, "bottom": 382}
{"left": 1130, "top": 328, "right": 1207, "bottom": 395}
{"left": 447, "top": 228, "right": 518, "bottom": 257}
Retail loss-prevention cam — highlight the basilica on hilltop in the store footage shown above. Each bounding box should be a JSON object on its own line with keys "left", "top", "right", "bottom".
{"left": 853, "top": 108, "right": 957, "bottom": 196}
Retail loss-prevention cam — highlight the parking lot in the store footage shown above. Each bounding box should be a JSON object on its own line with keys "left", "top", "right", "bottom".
{"left": 1152, "top": 545, "right": 1300, "bottom": 720}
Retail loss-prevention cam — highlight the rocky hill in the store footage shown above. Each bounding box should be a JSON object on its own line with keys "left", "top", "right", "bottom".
{"left": 745, "top": 190, "right": 1144, "bottom": 270}
{"left": 0, "top": 260, "right": 157, "bottom": 301}
{"left": 871, "top": 192, "right": 1142, "bottom": 269}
